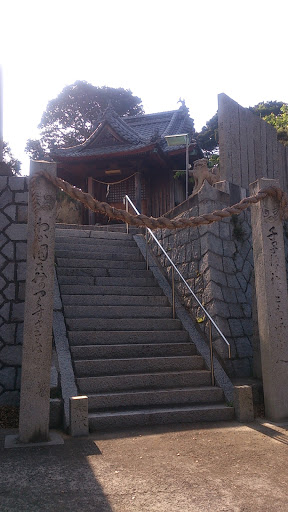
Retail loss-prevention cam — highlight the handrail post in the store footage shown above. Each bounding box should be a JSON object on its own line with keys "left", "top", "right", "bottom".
{"left": 124, "top": 194, "right": 231, "bottom": 361}
{"left": 172, "top": 266, "right": 175, "bottom": 319}
{"left": 145, "top": 229, "right": 149, "bottom": 270}
{"left": 125, "top": 196, "right": 129, "bottom": 234}
{"left": 209, "top": 320, "right": 215, "bottom": 386}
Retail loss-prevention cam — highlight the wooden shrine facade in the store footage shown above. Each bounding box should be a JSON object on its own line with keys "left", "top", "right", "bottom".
{"left": 53, "top": 103, "right": 203, "bottom": 224}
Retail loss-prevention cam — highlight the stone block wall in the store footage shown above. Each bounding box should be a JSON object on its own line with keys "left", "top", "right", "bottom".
{"left": 0, "top": 176, "right": 28, "bottom": 405}
{"left": 218, "top": 94, "right": 288, "bottom": 192}
{"left": 151, "top": 181, "right": 255, "bottom": 378}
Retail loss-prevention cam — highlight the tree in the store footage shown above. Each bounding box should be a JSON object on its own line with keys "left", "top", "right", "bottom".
{"left": 0, "top": 142, "right": 21, "bottom": 175}
{"left": 249, "top": 101, "right": 284, "bottom": 118}
{"left": 24, "top": 139, "right": 47, "bottom": 161}
{"left": 195, "top": 113, "right": 218, "bottom": 153}
{"left": 25, "top": 81, "right": 144, "bottom": 159}
{"left": 196, "top": 100, "right": 288, "bottom": 155}
{"left": 251, "top": 102, "right": 288, "bottom": 146}
{"left": 264, "top": 104, "right": 288, "bottom": 145}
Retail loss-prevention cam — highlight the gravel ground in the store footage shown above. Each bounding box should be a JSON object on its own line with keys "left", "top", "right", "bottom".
{"left": 1, "top": 420, "right": 288, "bottom": 512}
{"left": 0, "top": 407, "right": 19, "bottom": 429}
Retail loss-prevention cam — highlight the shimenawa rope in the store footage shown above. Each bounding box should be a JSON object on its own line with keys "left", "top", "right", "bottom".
{"left": 30, "top": 170, "right": 288, "bottom": 232}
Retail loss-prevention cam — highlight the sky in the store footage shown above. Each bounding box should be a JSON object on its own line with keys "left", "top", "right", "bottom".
{"left": 1, "top": 0, "right": 288, "bottom": 175}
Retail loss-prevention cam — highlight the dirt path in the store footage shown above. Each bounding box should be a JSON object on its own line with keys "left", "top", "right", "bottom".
{"left": 1, "top": 420, "right": 288, "bottom": 511}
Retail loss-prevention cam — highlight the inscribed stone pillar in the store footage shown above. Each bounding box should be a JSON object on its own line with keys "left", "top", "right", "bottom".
{"left": 19, "top": 160, "right": 57, "bottom": 443}
{"left": 250, "top": 177, "right": 288, "bottom": 421}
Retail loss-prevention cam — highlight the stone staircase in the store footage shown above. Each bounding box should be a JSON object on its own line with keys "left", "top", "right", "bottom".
{"left": 55, "top": 225, "right": 234, "bottom": 430}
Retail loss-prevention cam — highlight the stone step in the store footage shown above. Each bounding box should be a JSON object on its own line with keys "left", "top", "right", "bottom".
{"left": 56, "top": 249, "right": 142, "bottom": 261}
{"left": 63, "top": 305, "right": 172, "bottom": 319}
{"left": 80, "top": 226, "right": 140, "bottom": 234}
{"left": 82, "top": 225, "right": 141, "bottom": 234}
{"left": 54, "top": 224, "right": 234, "bottom": 431}
{"left": 74, "top": 355, "right": 204, "bottom": 377}
{"left": 68, "top": 330, "right": 189, "bottom": 346}
{"left": 88, "top": 403, "right": 234, "bottom": 430}
{"left": 57, "top": 258, "right": 146, "bottom": 270}
{"left": 56, "top": 227, "right": 135, "bottom": 240}
{"left": 71, "top": 342, "right": 196, "bottom": 359}
{"left": 58, "top": 276, "right": 157, "bottom": 287}
{"left": 62, "top": 295, "right": 168, "bottom": 307}
{"left": 87, "top": 386, "right": 224, "bottom": 410}
{"left": 60, "top": 285, "right": 163, "bottom": 296}
{"left": 77, "top": 369, "right": 212, "bottom": 393}
{"left": 66, "top": 318, "right": 183, "bottom": 331}
{"left": 56, "top": 267, "right": 153, "bottom": 278}
{"left": 55, "top": 238, "right": 137, "bottom": 248}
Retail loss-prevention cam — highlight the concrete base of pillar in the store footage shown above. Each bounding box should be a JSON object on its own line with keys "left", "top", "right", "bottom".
{"left": 233, "top": 385, "right": 254, "bottom": 423}
{"left": 69, "top": 396, "right": 89, "bottom": 436}
{"left": 4, "top": 431, "right": 64, "bottom": 449}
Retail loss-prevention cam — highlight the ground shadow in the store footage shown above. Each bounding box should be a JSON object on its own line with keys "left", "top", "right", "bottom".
{"left": 248, "top": 421, "right": 288, "bottom": 446}
{"left": 0, "top": 429, "right": 113, "bottom": 512}
{"left": 91, "top": 419, "right": 240, "bottom": 442}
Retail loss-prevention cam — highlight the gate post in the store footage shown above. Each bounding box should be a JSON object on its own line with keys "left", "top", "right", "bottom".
{"left": 250, "top": 177, "right": 288, "bottom": 421}
{"left": 18, "top": 160, "right": 57, "bottom": 443}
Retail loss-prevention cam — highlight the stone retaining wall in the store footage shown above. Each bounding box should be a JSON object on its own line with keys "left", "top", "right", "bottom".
{"left": 0, "top": 176, "right": 28, "bottom": 405}
{"left": 2, "top": 174, "right": 284, "bottom": 394}
{"left": 151, "top": 181, "right": 254, "bottom": 378}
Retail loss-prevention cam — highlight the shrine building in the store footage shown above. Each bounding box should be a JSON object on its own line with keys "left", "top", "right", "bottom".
{"left": 53, "top": 102, "right": 203, "bottom": 224}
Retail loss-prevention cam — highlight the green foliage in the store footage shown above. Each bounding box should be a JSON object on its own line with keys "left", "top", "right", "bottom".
{"left": 262, "top": 104, "right": 288, "bottom": 146}
{"left": 2, "top": 142, "right": 21, "bottom": 174}
{"left": 250, "top": 101, "right": 288, "bottom": 146}
{"left": 195, "top": 100, "right": 288, "bottom": 155}
{"left": 207, "top": 154, "right": 219, "bottom": 168}
{"left": 25, "top": 139, "right": 47, "bottom": 161}
{"left": 249, "top": 101, "right": 284, "bottom": 118}
{"left": 173, "top": 171, "right": 194, "bottom": 196}
{"left": 25, "top": 80, "right": 144, "bottom": 159}
{"left": 196, "top": 113, "right": 218, "bottom": 152}
{"left": 173, "top": 170, "right": 194, "bottom": 184}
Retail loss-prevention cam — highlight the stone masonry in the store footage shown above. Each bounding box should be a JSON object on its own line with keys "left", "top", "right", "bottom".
{"left": 2, "top": 173, "right": 286, "bottom": 397}
{"left": 0, "top": 176, "right": 28, "bottom": 405}
{"left": 151, "top": 181, "right": 254, "bottom": 378}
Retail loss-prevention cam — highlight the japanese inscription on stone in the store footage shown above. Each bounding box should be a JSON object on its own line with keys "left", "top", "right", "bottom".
{"left": 19, "top": 162, "right": 57, "bottom": 443}
{"left": 31, "top": 219, "right": 50, "bottom": 353}
{"left": 263, "top": 200, "right": 285, "bottom": 341}
{"left": 251, "top": 178, "right": 288, "bottom": 421}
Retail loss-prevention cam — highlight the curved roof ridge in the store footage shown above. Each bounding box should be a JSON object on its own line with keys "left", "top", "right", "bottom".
{"left": 103, "top": 108, "right": 145, "bottom": 143}
{"left": 162, "top": 110, "right": 180, "bottom": 137}
{"left": 55, "top": 106, "right": 145, "bottom": 154}
{"left": 53, "top": 104, "right": 197, "bottom": 158}
{"left": 126, "top": 109, "right": 178, "bottom": 121}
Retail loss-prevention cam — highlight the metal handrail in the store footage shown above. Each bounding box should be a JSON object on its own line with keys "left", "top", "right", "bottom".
{"left": 124, "top": 194, "right": 231, "bottom": 385}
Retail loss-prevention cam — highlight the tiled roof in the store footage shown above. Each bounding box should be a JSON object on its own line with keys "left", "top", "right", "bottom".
{"left": 55, "top": 142, "right": 155, "bottom": 160}
{"left": 53, "top": 103, "right": 196, "bottom": 160}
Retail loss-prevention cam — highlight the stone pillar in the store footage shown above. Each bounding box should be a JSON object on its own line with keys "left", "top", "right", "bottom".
{"left": 135, "top": 172, "right": 142, "bottom": 213}
{"left": 19, "top": 160, "right": 57, "bottom": 443}
{"left": 233, "top": 385, "right": 254, "bottom": 423}
{"left": 250, "top": 177, "right": 288, "bottom": 421}
{"left": 0, "top": 65, "right": 3, "bottom": 162}
{"left": 69, "top": 396, "right": 89, "bottom": 436}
